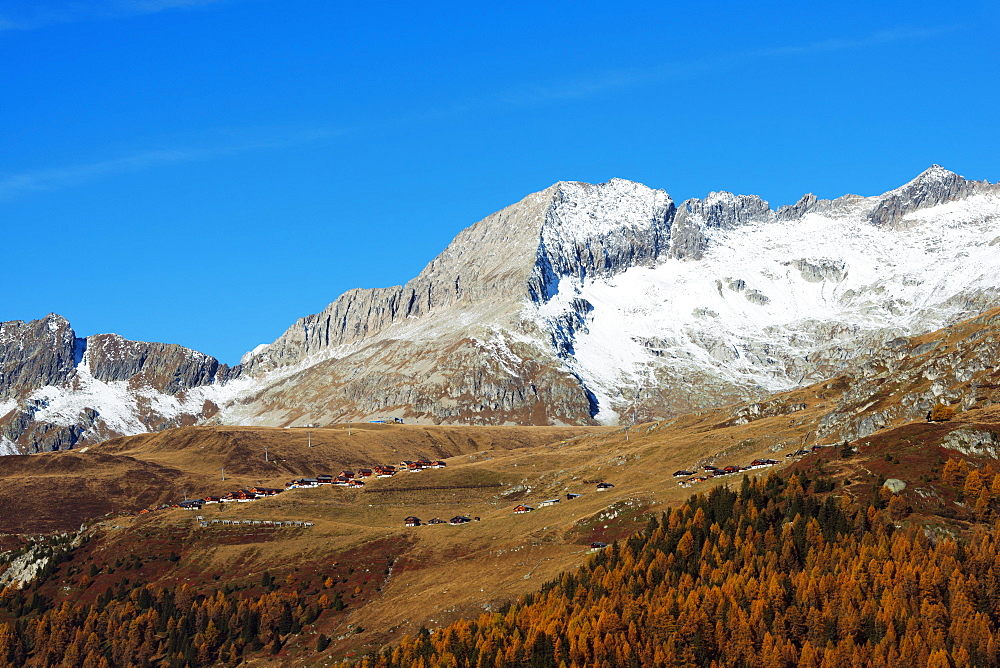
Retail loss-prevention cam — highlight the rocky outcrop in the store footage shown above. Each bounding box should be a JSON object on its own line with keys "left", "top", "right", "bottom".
{"left": 0, "top": 314, "right": 80, "bottom": 400}
{"left": 243, "top": 179, "right": 675, "bottom": 374}
{"left": 868, "top": 165, "right": 999, "bottom": 227}
{"left": 776, "top": 193, "right": 818, "bottom": 221}
{"left": 6, "top": 166, "right": 1000, "bottom": 448}
{"left": 941, "top": 428, "right": 1000, "bottom": 459}
{"left": 668, "top": 192, "right": 774, "bottom": 260}
{"left": 0, "top": 315, "right": 229, "bottom": 454}
{"left": 86, "top": 334, "right": 231, "bottom": 393}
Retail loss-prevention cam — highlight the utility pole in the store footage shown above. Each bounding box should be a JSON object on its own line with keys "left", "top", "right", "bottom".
{"left": 307, "top": 430, "right": 312, "bottom": 448}
{"left": 265, "top": 445, "right": 269, "bottom": 462}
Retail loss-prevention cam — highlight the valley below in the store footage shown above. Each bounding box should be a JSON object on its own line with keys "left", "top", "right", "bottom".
{"left": 4, "top": 305, "right": 1000, "bottom": 665}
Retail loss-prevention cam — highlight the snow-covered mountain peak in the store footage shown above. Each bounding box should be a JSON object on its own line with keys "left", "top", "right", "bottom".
{"left": 868, "top": 164, "right": 998, "bottom": 226}
{"left": 6, "top": 166, "right": 1000, "bottom": 451}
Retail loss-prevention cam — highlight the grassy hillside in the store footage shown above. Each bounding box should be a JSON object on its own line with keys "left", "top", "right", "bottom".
{"left": 5, "top": 307, "right": 1000, "bottom": 664}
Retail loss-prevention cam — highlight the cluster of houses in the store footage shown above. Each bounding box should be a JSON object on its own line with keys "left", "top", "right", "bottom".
{"left": 172, "top": 459, "right": 449, "bottom": 511}
{"left": 674, "top": 445, "right": 833, "bottom": 488}
{"left": 674, "top": 459, "right": 781, "bottom": 488}
{"left": 287, "top": 460, "right": 447, "bottom": 489}
{"left": 403, "top": 515, "right": 478, "bottom": 527}
{"left": 176, "top": 486, "right": 284, "bottom": 510}
{"left": 512, "top": 489, "right": 590, "bottom": 515}
{"left": 403, "top": 482, "right": 617, "bottom": 525}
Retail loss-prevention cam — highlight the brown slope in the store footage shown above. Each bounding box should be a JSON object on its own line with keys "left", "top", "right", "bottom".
{"left": 0, "top": 452, "right": 188, "bottom": 533}
{"left": 6, "top": 305, "right": 1000, "bottom": 660}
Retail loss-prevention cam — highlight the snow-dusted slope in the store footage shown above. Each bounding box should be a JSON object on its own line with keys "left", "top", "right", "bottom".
{"left": 223, "top": 165, "right": 1000, "bottom": 428}
{"left": 3, "top": 166, "right": 999, "bottom": 452}
{"left": 0, "top": 316, "right": 238, "bottom": 453}
{"left": 535, "top": 186, "right": 1000, "bottom": 422}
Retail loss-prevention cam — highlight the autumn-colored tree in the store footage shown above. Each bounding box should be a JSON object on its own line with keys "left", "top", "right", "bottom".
{"left": 943, "top": 458, "right": 971, "bottom": 487}
{"left": 929, "top": 403, "right": 956, "bottom": 421}
{"left": 888, "top": 494, "right": 911, "bottom": 520}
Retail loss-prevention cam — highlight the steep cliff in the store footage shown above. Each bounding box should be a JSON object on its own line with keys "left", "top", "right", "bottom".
{"left": 3, "top": 166, "right": 1000, "bottom": 453}
{"left": 0, "top": 316, "right": 229, "bottom": 453}
{"left": 224, "top": 165, "right": 1000, "bottom": 429}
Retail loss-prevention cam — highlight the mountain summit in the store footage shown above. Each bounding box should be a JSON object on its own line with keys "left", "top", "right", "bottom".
{"left": 2, "top": 166, "right": 999, "bottom": 453}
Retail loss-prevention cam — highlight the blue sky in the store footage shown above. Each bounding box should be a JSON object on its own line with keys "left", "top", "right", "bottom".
{"left": 2, "top": 0, "right": 997, "bottom": 364}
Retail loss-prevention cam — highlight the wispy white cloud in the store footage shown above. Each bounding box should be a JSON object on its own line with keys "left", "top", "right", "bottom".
{"left": 0, "top": 127, "right": 344, "bottom": 201}
{"left": 0, "top": 25, "right": 954, "bottom": 201}
{"left": 469, "top": 25, "right": 958, "bottom": 110}
{"left": 0, "top": 0, "right": 232, "bottom": 32}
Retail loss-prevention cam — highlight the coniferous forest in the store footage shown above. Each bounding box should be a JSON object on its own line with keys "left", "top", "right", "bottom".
{"left": 3, "top": 470, "right": 1000, "bottom": 666}
{"left": 338, "top": 473, "right": 1000, "bottom": 668}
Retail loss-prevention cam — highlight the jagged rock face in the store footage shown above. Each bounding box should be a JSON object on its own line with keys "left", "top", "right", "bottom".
{"left": 867, "top": 165, "right": 999, "bottom": 227}
{"left": 242, "top": 179, "right": 674, "bottom": 375}
{"left": 4, "top": 165, "right": 1000, "bottom": 453}
{"left": 806, "top": 307, "right": 1000, "bottom": 445}
{"left": 0, "top": 314, "right": 80, "bottom": 401}
{"left": 229, "top": 165, "right": 1000, "bottom": 430}
{"left": 0, "top": 316, "right": 228, "bottom": 454}
{"left": 86, "top": 334, "right": 230, "bottom": 394}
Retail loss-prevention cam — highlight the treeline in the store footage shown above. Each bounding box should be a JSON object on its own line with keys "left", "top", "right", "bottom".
{"left": 0, "top": 573, "right": 345, "bottom": 666}
{"left": 343, "top": 473, "right": 1000, "bottom": 668}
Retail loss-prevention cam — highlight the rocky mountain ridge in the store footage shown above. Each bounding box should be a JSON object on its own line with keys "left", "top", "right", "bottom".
{"left": 2, "top": 165, "right": 999, "bottom": 453}
{"left": 0, "top": 315, "right": 230, "bottom": 453}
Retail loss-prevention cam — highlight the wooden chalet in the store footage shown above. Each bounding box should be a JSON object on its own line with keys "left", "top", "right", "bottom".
{"left": 357, "top": 468, "right": 373, "bottom": 478}
{"left": 346, "top": 480, "right": 365, "bottom": 488}
{"left": 596, "top": 482, "right": 615, "bottom": 491}
{"left": 316, "top": 474, "right": 334, "bottom": 484}
{"left": 539, "top": 498, "right": 560, "bottom": 507}
{"left": 404, "top": 516, "right": 421, "bottom": 527}
{"left": 249, "top": 487, "right": 282, "bottom": 496}
{"left": 513, "top": 505, "right": 534, "bottom": 514}
{"left": 449, "top": 516, "right": 472, "bottom": 525}
{"left": 566, "top": 493, "right": 582, "bottom": 500}
{"left": 427, "top": 517, "right": 447, "bottom": 525}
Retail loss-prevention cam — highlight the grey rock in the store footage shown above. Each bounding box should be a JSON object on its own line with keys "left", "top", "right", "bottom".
{"left": 668, "top": 192, "right": 774, "bottom": 261}
{"left": 667, "top": 201, "right": 709, "bottom": 260}
{"left": 776, "top": 193, "right": 819, "bottom": 221}
{"left": 0, "top": 314, "right": 229, "bottom": 453}
{"left": 883, "top": 479, "right": 906, "bottom": 493}
{"left": 788, "top": 259, "right": 846, "bottom": 283}
{"left": 0, "top": 314, "right": 79, "bottom": 400}
{"left": 868, "top": 165, "right": 999, "bottom": 227}
{"left": 86, "top": 333, "right": 230, "bottom": 394}
{"left": 941, "top": 428, "right": 1000, "bottom": 459}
